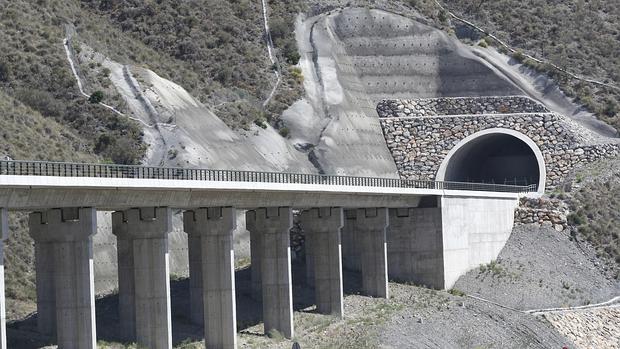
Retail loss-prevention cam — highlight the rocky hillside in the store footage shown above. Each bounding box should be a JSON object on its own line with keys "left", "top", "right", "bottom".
{"left": 0, "top": 1, "right": 618, "bottom": 348}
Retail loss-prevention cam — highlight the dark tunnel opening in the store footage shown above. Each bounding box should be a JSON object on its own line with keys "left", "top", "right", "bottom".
{"left": 443, "top": 133, "right": 541, "bottom": 187}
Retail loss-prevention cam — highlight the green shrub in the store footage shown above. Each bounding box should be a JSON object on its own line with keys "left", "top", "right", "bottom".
{"left": 88, "top": 90, "right": 105, "bottom": 104}
{"left": 254, "top": 117, "right": 268, "bottom": 129}
{"left": 278, "top": 127, "right": 290, "bottom": 138}
{"left": 448, "top": 288, "right": 466, "bottom": 296}
{"left": 511, "top": 50, "right": 526, "bottom": 62}
{"left": 567, "top": 212, "right": 585, "bottom": 226}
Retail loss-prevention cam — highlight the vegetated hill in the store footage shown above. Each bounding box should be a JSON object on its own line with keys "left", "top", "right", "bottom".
{"left": 559, "top": 158, "right": 620, "bottom": 278}
{"left": 79, "top": 0, "right": 306, "bottom": 130}
{"left": 442, "top": 0, "right": 620, "bottom": 132}
{"left": 0, "top": 0, "right": 145, "bottom": 164}
{"left": 0, "top": 91, "right": 99, "bottom": 317}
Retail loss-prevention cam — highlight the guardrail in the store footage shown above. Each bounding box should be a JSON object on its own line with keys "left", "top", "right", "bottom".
{"left": 0, "top": 160, "right": 537, "bottom": 193}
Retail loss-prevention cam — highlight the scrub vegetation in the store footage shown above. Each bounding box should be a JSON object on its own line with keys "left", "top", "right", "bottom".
{"left": 562, "top": 158, "right": 620, "bottom": 278}
{"left": 442, "top": 0, "right": 620, "bottom": 132}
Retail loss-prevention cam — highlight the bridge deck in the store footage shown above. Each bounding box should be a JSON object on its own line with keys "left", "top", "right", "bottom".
{"left": 0, "top": 161, "right": 532, "bottom": 210}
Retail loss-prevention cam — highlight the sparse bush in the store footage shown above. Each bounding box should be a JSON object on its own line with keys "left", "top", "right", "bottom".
{"left": 511, "top": 50, "right": 526, "bottom": 62}
{"left": 254, "top": 117, "right": 268, "bottom": 129}
{"left": 438, "top": 9, "right": 449, "bottom": 23}
{"left": 88, "top": 90, "right": 105, "bottom": 104}
{"left": 278, "top": 127, "right": 290, "bottom": 138}
{"left": 290, "top": 67, "right": 303, "bottom": 83}
{"left": 567, "top": 212, "right": 585, "bottom": 226}
{"left": 448, "top": 288, "right": 466, "bottom": 297}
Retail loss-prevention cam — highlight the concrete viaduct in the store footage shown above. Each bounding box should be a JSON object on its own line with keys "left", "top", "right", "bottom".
{"left": 0, "top": 160, "right": 534, "bottom": 349}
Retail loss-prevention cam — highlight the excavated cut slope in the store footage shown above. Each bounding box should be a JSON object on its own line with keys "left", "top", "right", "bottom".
{"left": 284, "top": 8, "right": 523, "bottom": 177}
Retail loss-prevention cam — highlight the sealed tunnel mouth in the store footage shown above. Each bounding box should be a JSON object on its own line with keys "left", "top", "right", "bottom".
{"left": 441, "top": 132, "right": 542, "bottom": 189}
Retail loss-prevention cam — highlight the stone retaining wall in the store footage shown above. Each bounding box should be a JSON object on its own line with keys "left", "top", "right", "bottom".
{"left": 378, "top": 100, "right": 619, "bottom": 190}
{"left": 377, "top": 96, "right": 548, "bottom": 117}
{"left": 514, "top": 197, "right": 569, "bottom": 232}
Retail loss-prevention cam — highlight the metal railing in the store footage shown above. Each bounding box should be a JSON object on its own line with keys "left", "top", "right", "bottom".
{"left": 0, "top": 160, "right": 537, "bottom": 193}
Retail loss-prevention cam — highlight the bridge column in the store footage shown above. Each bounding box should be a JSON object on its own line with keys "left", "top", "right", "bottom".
{"left": 0, "top": 209, "right": 8, "bottom": 349}
{"left": 387, "top": 208, "right": 444, "bottom": 289}
{"left": 112, "top": 207, "right": 172, "bottom": 349}
{"left": 246, "top": 207, "right": 294, "bottom": 338}
{"left": 182, "top": 214, "right": 204, "bottom": 326}
{"left": 246, "top": 213, "right": 262, "bottom": 301}
{"left": 184, "top": 208, "right": 238, "bottom": 349}
{"left": 357, "top": 208, "right": 389, "bottom": 298}
{"left": 29, "top": 208, "right": 97, "bottom": 349}
{"left": 300, "top": 208, "right": 344, "bottom": 317}
{"left": 304, "top": 224, "right": 315, "bottom": 287}
{"left": 341, "top": 210, "right": 361, "bottom": 272}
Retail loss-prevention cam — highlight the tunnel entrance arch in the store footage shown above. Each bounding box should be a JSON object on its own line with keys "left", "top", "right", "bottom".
{"left": 436, "top": 128, "right": 546, "bottom": 194}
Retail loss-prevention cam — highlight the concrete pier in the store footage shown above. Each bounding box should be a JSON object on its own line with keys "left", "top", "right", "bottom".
{"left": 0, "top": 209, "right": 8, "bottom": 349}
{"left": 247, "top": 207, "right": 294, "bottom": 338}
{"left": 29, "top": 208, "right": 97, "bottom": 349}
{"left": 357, "top": 208, "right": 390, "bottom": 298}
{"left": 112, "top": 207, "right": 172, "bottom": 349}
{"left": 387, "top": 208, "right": 444, "bottom": 289}
{"left": 300, "top": 208, "right": 344, "bottom": 317}
{"left": 183, "top": 214, "right": 204, "bottom": 326}
{"left": 304, "top": 224, "right": 315, "bottom": 287}
{"left": 184, "top": 208, "right": 238, "bottom": 349}
{"left": 246, "top": 212, "right": 263, "bottom": 301}
{"left": 342, "top": 210, "right": 361, "bottom": 272}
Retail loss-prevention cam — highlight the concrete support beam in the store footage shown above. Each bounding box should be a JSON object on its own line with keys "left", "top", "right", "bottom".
{"left": 112, "top": 207, "right": 172, "bottom": 349}
{"left": 387, "top": 208, "right": 444, "bottom": 289}
{"left": 357, "top": 208, "right": 389, "bottom": 298}
{"left": 0, "top": 209, "right": 8, "bottom": 349}
{"left": 246, "top": 207, "right": 294, "bottom": 339}
{"left": 184, "top": 208, "right": 238, "bottom": 349}
{"left": 29, "top": 208, "right": 97, "bottom": 349}
{"left": 300, "top": 208, "right": 344, "bottom": 317}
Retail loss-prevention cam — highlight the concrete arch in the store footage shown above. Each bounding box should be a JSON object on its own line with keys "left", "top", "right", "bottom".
{"left": 436, "top": 128, "right": 546, "bottom": 194}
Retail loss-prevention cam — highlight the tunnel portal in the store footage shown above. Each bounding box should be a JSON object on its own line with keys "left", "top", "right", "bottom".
{"left": 441, "top": 132, "right": 543, "bottom": 189}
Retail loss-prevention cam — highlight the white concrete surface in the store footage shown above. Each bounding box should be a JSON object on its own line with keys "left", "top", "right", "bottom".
{"left": 0, "top": 175, "right": 520, "bottom": 211}
{"left": 440, "top": 196, "right": 518, "bottom": 289}
{"left": 112, "top": 208, "right": 173, "bottom": 349}
{"left": 184, "top": 208, "right": 238, "bottom": 349}
{"left": 300, "top": 208, "right": 344, "bottom": 317}
{"left": 28, "top": 208, "right": 97, "bottom": 349}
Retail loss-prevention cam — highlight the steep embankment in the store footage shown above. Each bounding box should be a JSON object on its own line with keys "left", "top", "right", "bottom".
{"left": 283, "top": 7, "right": 522, "bottom": 177}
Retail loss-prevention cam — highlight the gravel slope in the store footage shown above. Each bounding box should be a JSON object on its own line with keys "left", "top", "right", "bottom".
{"left": 454, "top": 224, "right": 620, "bottom": 310}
